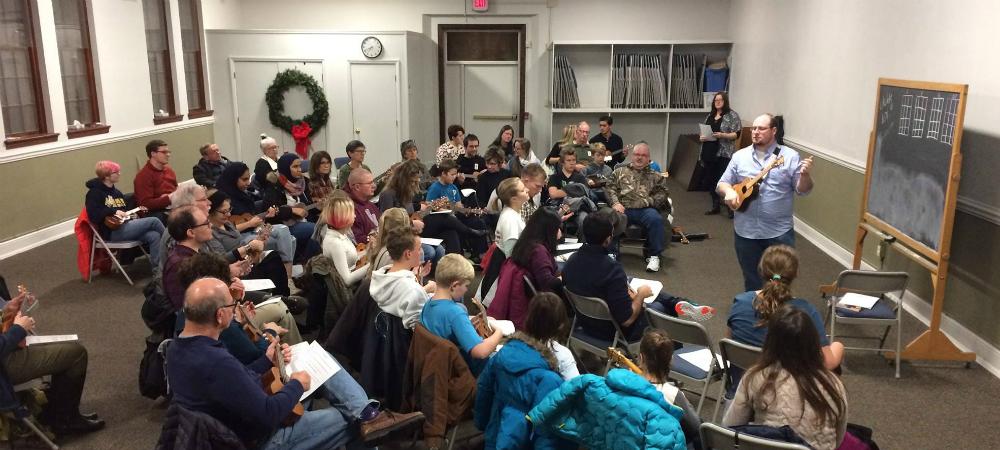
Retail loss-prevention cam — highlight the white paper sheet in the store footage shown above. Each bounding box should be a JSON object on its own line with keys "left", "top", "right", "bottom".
{"left": 284, "top": 341, "right": 342, "bottom": 401}
{"left": 563, "top": 237, "right": 578, "bottom": 244}
{"left": 555, "top": 252, "right": 575, "bottom": 263}
{"left": 242, "top": 279, "right": 276, "bottom": 291}
{"left": 699, "top": 124, "right": 717, "bottom": 141}
{"left": 677, "top": 348, "right": 723, "bottom": 372}
{"left": 420, "top": 237, "right": 444, "bottom": 246}
{"left": 254, "top": 296, "right": 284, "bottom": 308}
{"left": 26, "top": 334, "right": 78, "bottom": 346}
{"left": 461, "top": 188, "right": 476, "bottom": 197}
{"left": 429, "top": 210, "right": 453, "bottom": 215}
{"left": 629, "top": 278, "right": 664, "bottom": 304}
{"left": 557, "top": 243, "right": 583, "bottom": 251}
{"left": 837, "top": 292, "right": 880, "bottom": 309}
{"left": 487, "top": 318, "right": 516, "bottom": 336}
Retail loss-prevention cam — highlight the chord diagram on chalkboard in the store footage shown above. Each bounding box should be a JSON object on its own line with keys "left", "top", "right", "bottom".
{"left": 940, "top": 97, "right": 959, "bottom": 145}
{"left": 880, "top": 93, "right": 893, "bottom": 125}
{"left": 911, "top": 94, "right": 928, "bottom": 138}
{"left": 898, "top": 94, "right": 913, "bottom": 136}
{"left": 926, "top": 97, "right": 944, "bottom": 141}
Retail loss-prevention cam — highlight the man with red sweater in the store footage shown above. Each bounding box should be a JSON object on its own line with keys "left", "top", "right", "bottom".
{"left": 134, "top": 139, "right": 178, "bottom": 222}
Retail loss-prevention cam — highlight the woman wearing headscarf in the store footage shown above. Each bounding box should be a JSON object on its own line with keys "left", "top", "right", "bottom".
{"left": 261, "top": 153, "right": 319, "bottom": 263}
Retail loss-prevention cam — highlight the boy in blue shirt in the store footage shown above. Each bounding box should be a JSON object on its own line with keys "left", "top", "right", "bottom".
{"left": 420, "top": 254, "right": 502, "bottom": 375}
{"left": 426, "top": 160, "right": 488, "bottom": 261}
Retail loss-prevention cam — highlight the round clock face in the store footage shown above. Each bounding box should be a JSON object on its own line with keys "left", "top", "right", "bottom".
{"left": 361, "top": 36, "right": 383, "bottom": 59}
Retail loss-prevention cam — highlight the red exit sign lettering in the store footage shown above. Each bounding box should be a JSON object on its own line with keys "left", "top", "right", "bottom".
{"left": 472, "top": 0, "right": 489, "bottom": 12}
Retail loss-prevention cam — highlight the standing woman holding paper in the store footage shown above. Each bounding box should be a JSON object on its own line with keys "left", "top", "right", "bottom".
{"left": 699, "top": 91, "right": 741, "bottom": 217}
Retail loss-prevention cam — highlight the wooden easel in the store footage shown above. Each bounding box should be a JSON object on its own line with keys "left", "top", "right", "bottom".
{"left": 853, "top": 79, "right": 975, "bottom": 364}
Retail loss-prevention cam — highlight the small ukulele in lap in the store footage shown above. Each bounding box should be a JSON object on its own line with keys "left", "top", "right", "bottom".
{"left": 729, "top": 155, "right": 785, "bottom": 212}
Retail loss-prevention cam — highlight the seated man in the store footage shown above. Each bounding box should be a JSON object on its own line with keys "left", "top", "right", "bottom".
{"left": 166, "top": 277, "right": 422, "bottom": 449}
{"left": 192, "top": 142, "right": 230, "bottom": 188}
{"left": 345, "top": 168, "right": 382, "bottom": 245}
{"left": 456, "top": 134, "right": 485, "bottom": 192}
{"left": 370, "top": 227, "right": 436, "bottom": 329}
{"left": 134, "top": 139, "right": 178, "bottom": 222}
{"left": 605, "top": 141, "right": 671, "bottom": 273}
{"left": 562, "top": 212, "right": 712, "bottom": 343}
{"left": 0, "top": 276, "right": 104, "bottom": 436}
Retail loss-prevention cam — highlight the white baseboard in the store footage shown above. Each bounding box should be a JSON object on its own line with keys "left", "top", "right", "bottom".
{"left": 0, "top": 218, "right": 76, "bottom": 261}
{"left": 794, "top": 217, "right": 1000, "bottom": 379}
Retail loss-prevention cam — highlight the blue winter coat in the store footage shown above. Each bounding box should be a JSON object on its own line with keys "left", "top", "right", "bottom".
{"left": 474, "top": 339, "right": 573, "bottom": 450}
{"left": 527, "top": 368, "right": 687, "bottom": 450}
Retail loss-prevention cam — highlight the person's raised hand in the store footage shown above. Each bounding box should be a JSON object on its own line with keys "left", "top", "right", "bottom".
{"left": 248, "top": 215, "right": 264, "bottom": 227}
{"left": 636, "top": 285, "right": 653, "bottom": 300}
{"left": 13, "top": 312, "right": 35, "bottom": 333}
{"left": 281, "top": 343, "right": 292, "bottom": 364}
{"left": 799, "top": 156, "right": 814, "bottom": 176}
{"left": 723, "top": 190, "right": 739, "bottom": 210}
{"left": 289, "top": 371, "right": 311, "bottom": 391}
{"left": 265, "top": 207, "right": 278, "bottom": 219}
{"left": 229, "top": 278, "right": 246, "bottom": 302}
{"left": 412, "top": 219, "right": 425, "bottom": 233}
{"left": 612, "top": 203, "right": 626, "bottom": 214}
{"left": 264, "top": 322, "right": 287, "bottom": 337}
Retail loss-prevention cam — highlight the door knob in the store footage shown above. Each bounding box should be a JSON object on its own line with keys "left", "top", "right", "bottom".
{"left": 355, "top": 128, "right": 361, "bottom": 134}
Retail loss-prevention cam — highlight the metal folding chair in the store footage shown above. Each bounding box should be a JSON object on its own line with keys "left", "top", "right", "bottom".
{"left": 645, "top": 308, "right": 723, "bottom": 416}
{"left": 714, "top": 338, "right": 763, "bottom": 422}
{"left": 563, "top": 287, "right": 638, "bottom": 374}
{"left": 523, "top": 275, "right": 538, "bottom": 297}
{"left": 823, "top": 270, "right": 909, "bottom": 378}
{"left": 11, "top": 379, "right": 59, "bottom": 450}
{"left": 87, "top": 221, "right": 150, "bottom": 286}
{"left": 699, "top": 423, "right": 811, "bottom": 450}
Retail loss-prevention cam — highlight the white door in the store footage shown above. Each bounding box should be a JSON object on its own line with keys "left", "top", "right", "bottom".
{"left": 232, "top": 60, "right": 327, "bottom": 162}
{"left": 444, "top": 64, "right": 519, "bottom": 140}
{"left": 349, "top": 62, "right": 400, "bottom": 176}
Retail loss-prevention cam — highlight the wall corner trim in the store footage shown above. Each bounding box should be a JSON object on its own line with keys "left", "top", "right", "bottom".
{"left": 0, "top": 218, "right": 77, "bottom": 261}
{"left": 794, "top": 216, "right": 1000, "bottom": 380}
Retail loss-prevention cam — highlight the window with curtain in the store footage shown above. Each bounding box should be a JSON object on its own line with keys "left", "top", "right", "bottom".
{"left": 143, "top": 0, "right": 175, "bottom": 118}
{"left": 178, "top": 0, "right": 207, "bottom": 114}
{"left": 53, "top": 0, "right": 99, "bottom": 126}
{"left": 0, "top": 0, "right": 47, "bottom": 138}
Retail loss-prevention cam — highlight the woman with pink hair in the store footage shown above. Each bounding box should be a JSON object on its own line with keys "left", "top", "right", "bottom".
{"left": 84, "top": 160, "right": 165, "bottom": 267}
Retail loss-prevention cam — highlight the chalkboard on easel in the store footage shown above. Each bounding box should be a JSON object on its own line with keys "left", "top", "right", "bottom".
{"left": 863, "top": 79, "right": 967, "bottom": 259}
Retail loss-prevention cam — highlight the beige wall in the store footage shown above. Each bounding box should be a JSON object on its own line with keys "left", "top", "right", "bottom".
{"left": 794, "top": 152, "right": 1000, "bottom": 348}
{"left": 0, "top": 125, "right": 213, "bottom": 242}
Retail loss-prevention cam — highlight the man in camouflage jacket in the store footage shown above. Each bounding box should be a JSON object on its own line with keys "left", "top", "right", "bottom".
{"left": 606, "top": 141, "right": 671, "bottom": 272}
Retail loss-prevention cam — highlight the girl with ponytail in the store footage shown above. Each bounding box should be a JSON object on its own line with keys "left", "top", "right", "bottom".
{"left": 727, "top": 245, "right": 844, "bottom": 370}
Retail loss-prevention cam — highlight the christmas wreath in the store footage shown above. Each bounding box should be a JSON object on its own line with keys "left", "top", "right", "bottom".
{"left": 265, "top": 68, "right": 329, "bottom": 138}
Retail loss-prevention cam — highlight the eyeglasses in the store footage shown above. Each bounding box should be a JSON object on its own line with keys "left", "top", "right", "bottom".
{"left": 156, "top": 150, "right": 172, "bottom": 155}
{"left": 216, "top": 208, "right": 232, "bottom": 215}
{"left": 217, "top": 302, "right": 238, "bottom": 312}
{"left": 191, "top": 220, "right": 211, "bottom": 230}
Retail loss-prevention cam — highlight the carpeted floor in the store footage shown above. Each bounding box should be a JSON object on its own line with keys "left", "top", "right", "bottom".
{"left": 2, "top": 178, "right": 999, "bottom": 449}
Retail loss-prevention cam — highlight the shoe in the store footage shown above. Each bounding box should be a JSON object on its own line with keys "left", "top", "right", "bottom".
{"left": 360, "top": 410, "right": 425, "bottom": 445}
{"left": 41, "top": 413, "right": 106, "bottom": 436}
{"left": 704, "top": 206, "right": 721, "bottom": 215}
{"left": 645, "top": 256, "right": 661, "bottom": 273}
{"left": 282, "top": 295, "right": 309, "bottom": 316}
{"left": 469, "top": 228, "right": 488, "bottom": 238}
{"left": 675, "top": 301, "right": 716, "bottom": 322}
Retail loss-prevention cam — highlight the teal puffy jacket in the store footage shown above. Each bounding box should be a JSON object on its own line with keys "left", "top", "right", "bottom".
{"left": 527, "top": 368, "right": 687, "bottom": 450}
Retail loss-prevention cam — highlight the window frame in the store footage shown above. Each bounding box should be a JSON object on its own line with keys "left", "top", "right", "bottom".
{"left": 143, "top": 0, "right": 181, "bottom": 125}
{"left": 2, "top": 0, "right": 57, "bottom": 148}
{"left": 53, "top": 0, "right": 110, "bottom": 139}
{"left": 178, "top": 0, "right": 211, "bottom": 118}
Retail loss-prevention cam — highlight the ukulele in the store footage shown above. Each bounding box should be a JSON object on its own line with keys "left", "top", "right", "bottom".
{"left": 238, "top": 302, "right": 304, "bottom": 425}
{"left": 104, "top": 206, "right": 148, "bottom": 230}
{"left": 729, "top": 155, "right": 785, "bottom": 212}
{"left": 470, "top": 296, "right": 494, "bottom": 339}
{"left": 2, "top": 285, "right": 39, "bottom": 348}
{"left": 428, "top": 197, "right": 487, "bottom": 216}
{"left": 244, "top": 224, "right": 272, "bottom": 263}
{"left": 607, "top": 347, "right": 643, "bottom": 375}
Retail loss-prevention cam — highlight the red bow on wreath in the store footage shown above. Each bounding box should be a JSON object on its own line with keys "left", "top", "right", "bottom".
{"left": 291, "top": 121, "right": 312, "bottom": 158}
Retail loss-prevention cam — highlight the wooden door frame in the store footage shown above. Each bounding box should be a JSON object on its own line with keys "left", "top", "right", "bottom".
{"left": 437, "top": 24, "right": 527, "bottom": 143}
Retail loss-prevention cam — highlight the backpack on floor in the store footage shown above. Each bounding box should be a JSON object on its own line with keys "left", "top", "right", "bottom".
{"left": 139, "top": 333, "right": 168, "bottom": 399}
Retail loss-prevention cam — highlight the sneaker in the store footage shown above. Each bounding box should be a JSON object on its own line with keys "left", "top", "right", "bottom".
{"left": 360, "top": 410, "right": 425, "bottom": 445}
{"left": 675, "top": 300, "right": 716, "bottom": 322}
{"left": 645, "top": 256, "right": 661, "bottom": 272}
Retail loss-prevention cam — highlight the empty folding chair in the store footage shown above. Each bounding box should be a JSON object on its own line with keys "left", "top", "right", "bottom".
{"left": 645, "top": 309, "right": 723, "bottom": 416}
{"left": 563, "top": 287, "right": 639, "bottom": 374}
{"left": 823, "top": 270, "right": 909, "bottom": 378}
{"left": 714, "top": 338, "right": 763, "bottom": 422}
{"left": 699, "top": 423, "right": 811, "bottom": 450}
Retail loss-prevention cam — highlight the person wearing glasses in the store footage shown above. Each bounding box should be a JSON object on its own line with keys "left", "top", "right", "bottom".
{"left": 337, "top": 140, "right": 371, "bottom": 190}
{"left": 192, "top": 142, "right": 230, "bottom": 188}
{"left": 85, "top": 160, "right": 165, "bottom": 268}
{"left": 134, "top": 139, "right": 178, "bottom": 222}
{"left": 400, "top": 139, "right": 433, "bottom": 192}
{"left": 307, "top": 150, "right": 336, "bottom": 202}
{"left": 163, "top": 206, "right": 303, "bottom": 344}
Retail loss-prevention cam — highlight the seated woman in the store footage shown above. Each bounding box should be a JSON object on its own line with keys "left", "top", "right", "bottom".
{"left": 727, "top": 245, "right": 844, "bottom": 370}
{"left": 261, "top": 153, "right": 319, "bottom": 263}
{"left": 425, "top": 159, "right": 488, "bottom": 260}
{"left": 489, "top": 124, "right": 515, "bottom": 163}
{"left": 376, "top": 160, "right": 455, "bottom": 258}
{"left": 638, "top": 329, "right": 703, "bottom": 450}
{"left": 320, "top": 196, "right": 370, "bottom": 289}
{"left": 488, "top": 209, "right": 562, "bottom": 329}
{"left": 492, "top": 177, "right": 529, "bottom": 255}
{"left": 203, "top": 190, "right": 290, "bottom": 296}
{"left": 507, "top": 137, "right": 540, "bottom": 177}
{"left": 307, "top": 150, "right": 336, "bottom": 203}
{"left": 215, "top": 162, "right": 298, "bottom": 274}
{"left": 84, "top": 160, "right": 165, "bottom": 268}
{"left": 254, "top": 134, "right": 280, "bottom": 189}
{"left": 474, "top": 292, "right": 576, "bottom": 450}
{"left": 723, "top": 305, "right": 848, "bottom": 450}
{"left": 399, "top": 139, "right": 433, "bottom": 192}
{"left": 366, "top": 208, "right": 443, "bottom": 277}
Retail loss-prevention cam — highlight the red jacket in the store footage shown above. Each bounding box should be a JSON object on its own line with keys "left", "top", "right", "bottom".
{"left": 134, "top": 161, "right": 177, "bottom": 211}
{"left": 74, "top": 208, "right": 110, "bottom": 280}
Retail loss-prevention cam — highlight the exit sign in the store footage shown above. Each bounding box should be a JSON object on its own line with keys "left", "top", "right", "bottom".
{"left": 472, "top": 0, "right": 489, "bottom": 12}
